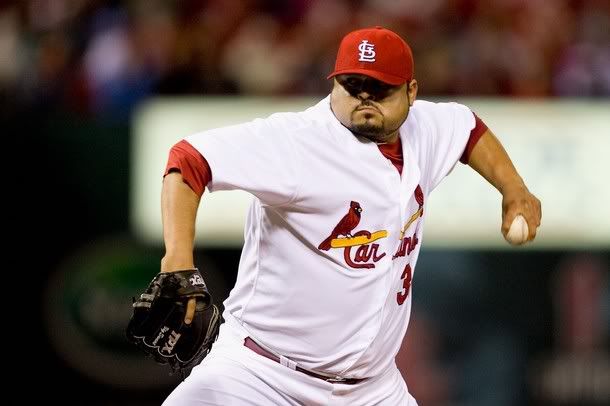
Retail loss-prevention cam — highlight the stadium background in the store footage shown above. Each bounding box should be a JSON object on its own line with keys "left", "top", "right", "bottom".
{"left": 6, "top": 0, "right": 608, "bottom": 405}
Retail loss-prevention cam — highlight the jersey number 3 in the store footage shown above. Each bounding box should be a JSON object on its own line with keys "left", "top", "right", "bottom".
{"left": 396, "top": 264, "right": 412, "bottom": 305}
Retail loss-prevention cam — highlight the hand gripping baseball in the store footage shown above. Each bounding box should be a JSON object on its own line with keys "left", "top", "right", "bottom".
{"left": 501, "top": 186, "right": 542, "bottom": 245}
{"left": 126, "top": 269, "right": 221, "bottom": 373}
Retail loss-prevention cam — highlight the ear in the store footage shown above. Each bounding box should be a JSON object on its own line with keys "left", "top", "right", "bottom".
{"left": 407, "top": 79, "right": 418, "bottom": 107}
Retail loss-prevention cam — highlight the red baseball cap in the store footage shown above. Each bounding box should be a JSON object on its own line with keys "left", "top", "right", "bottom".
{"left": 327, "top": 26, "right": 414, "bottom": 85}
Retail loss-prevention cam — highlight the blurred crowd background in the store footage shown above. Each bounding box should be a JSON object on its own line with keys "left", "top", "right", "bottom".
{"left": 9, "top": 0, "right": 607, "bottom": 405}
{"left": 2, "top": 0, "right": 610, "bottom": 121}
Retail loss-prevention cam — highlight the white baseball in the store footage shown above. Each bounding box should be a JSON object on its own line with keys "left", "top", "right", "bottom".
{"left": 506, "top": 215, "right": 529, "bottom": 245}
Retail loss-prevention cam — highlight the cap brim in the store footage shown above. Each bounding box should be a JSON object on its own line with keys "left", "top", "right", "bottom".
{"left": 327, "top": 69, "right": 407, "bottom": 85}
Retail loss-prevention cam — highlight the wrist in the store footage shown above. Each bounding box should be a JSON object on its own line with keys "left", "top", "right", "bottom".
{"left": 498, "top": 179, "right": 527, "bottom": 196}
{"left": 161, "top": 255, "right": 195, "bottom": 273}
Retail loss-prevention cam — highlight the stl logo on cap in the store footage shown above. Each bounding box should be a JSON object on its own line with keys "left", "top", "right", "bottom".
{"left": 328, "top": 27, "right": 414, "bottom": 85}
{"left": 358, "top": 40, "right": 376, "bottom": 62}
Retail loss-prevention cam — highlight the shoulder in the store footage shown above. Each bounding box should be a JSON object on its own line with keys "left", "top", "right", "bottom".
{"left": 410, "top": 100, "right": 473, "bottom": 122}
{"left": 407, "top": 100, "right": 475, "bottom": 136}
{"left": 264, "top": 97, "right": 331, "bottom": 129}
{"left": 260, "top": 97, "right": 338, "bottom": 147}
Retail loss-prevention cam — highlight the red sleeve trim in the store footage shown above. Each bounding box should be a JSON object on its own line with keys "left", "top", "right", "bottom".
{"left": 164, "top": 140, "right": 212, "bottom": 197}
{"left": 460, "top": 112, "right": 488, "bottom": 164}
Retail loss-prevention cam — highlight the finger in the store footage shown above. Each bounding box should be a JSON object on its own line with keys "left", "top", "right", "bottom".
{"left": 527, "top": 210, "right": 541, "bottom": 241}
{"left": 501, "top": 210, "right": 519, "bottom": 236}
{"left": 528, "top": 200, "right": 542, "bottom": 240}
{"left": 528, "top": 222, "right": 537, "bottom": 241}
{"left": 185, "top": 298, "right": 196, "bottom": 325}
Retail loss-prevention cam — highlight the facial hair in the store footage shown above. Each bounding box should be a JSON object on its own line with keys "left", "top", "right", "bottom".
{"left": 349, "top": 116, "right": 399, "bottom": 144}
{"left": 348, "top": 102, "right": 384, "bottom": 142}
{"left": 350, "top": 122, "right": 385, "bottom": 138}
{"left": 349, "top": 100, "right": 410, "bottom": 143}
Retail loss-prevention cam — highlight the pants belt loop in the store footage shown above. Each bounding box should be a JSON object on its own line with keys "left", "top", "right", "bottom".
{"left": 279, "top": 355, "right": 298, "bottom": 370}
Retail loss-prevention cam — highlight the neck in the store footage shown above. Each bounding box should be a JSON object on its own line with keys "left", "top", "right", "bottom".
{"left": 378, "top": 132, "right": 400, "bottom": 144}
{"left": 371, "top": 129, "right": 400, "bottom": 144}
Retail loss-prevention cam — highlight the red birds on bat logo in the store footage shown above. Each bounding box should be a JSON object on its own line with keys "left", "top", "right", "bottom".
{"left": 318, "top": 201, "right": 362, "bottom": 251}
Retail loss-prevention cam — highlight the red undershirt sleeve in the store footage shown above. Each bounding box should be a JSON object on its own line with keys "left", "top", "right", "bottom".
{"left": 460, "top": 112, "right": 488, "bottom": 164}
{"left": 164, "top": 139, "right": 212, "bottom": 197}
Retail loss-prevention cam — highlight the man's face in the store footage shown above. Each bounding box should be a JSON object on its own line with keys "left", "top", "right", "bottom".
{"left": 330, "top": 74, "right": 417, "bottom": 143}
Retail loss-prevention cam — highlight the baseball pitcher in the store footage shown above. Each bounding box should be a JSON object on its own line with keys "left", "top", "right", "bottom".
{"left": 127, "top": 26, "right": 541, "bottom": 405}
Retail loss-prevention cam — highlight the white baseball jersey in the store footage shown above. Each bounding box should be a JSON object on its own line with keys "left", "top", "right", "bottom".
{"left": 185, "top": 96, "right": 475, "bottom": 379}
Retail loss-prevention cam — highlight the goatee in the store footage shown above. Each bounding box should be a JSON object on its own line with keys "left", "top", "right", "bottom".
{"left": 350, "top": 123, "right": 393, "bottom": 143}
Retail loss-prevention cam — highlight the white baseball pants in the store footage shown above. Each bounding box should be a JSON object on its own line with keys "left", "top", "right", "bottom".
{"left": 163, "top": 320, "right": 417, "bottom": 406}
